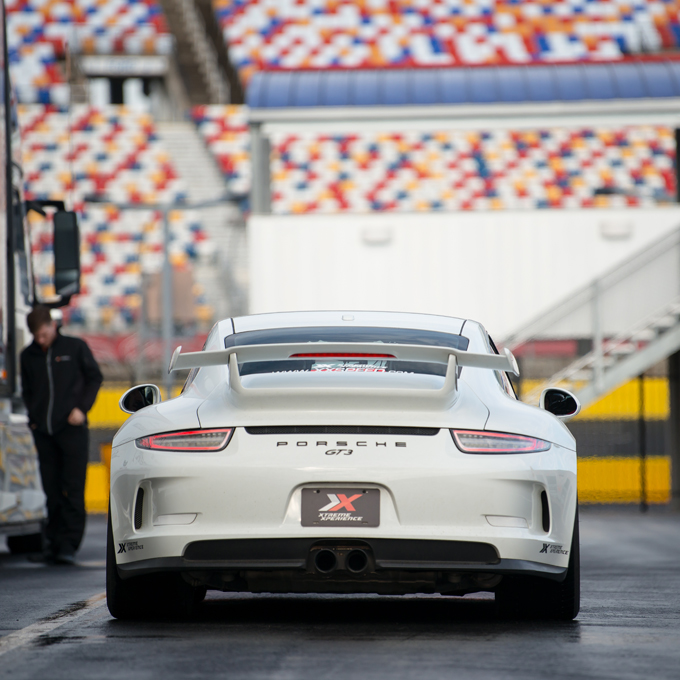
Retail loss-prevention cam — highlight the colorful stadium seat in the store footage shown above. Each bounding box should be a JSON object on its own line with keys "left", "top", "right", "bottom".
{"left": 192, "top": 105, "right": 250, "bottom": 196}
{"left": 214, "top": 0, "right": 680, "bottom": 82}
{"left": 20, "top": 104, "right": 211, "bottom": 330}
{"left": 269, "top": 125, "right": 676, "bottom": 213}
{"left": 7, "top": 0, "right": 172, "bottom": 104}
{"left": 191, "top": 105, "right": 676, "bottom": 213}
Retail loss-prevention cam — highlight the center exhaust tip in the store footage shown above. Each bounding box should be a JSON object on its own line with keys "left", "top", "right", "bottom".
{"left": 314, "top": 549, "right": 337, "bottom": 574}
{"left": 346, "top": 549, "right": 369, "bottom": 574}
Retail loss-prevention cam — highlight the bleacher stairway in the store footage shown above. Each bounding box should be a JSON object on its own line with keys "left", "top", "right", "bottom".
{"left": 158, "top": 121, "right": 248, "bottom": 320}
{"left": 503, "top": 227, "right": 680, "bottom": 409}
{"left": 158, "top": 0, "right": 229, "bottom": 104}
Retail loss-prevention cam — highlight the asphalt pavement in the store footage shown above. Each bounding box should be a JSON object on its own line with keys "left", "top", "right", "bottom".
{"left": 1, "top": 507, "right": 680, "bottom": 680}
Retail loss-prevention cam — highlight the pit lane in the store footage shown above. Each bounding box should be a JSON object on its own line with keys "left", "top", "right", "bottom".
{"left": 1, "top": 507, "right": 679, "bottom": 680}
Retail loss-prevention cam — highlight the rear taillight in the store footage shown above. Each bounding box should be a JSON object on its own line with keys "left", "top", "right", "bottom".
{"left": 451, "top": 430, "right": 550, "bottom": 454}
{"left": 136, "top": 428, "right": 234, "bottom": 452}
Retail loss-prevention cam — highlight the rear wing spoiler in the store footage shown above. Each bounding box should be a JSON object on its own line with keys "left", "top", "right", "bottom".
{"left": 171, "top": 341, "right": 517, "bottom": 378}
{"left": 170, "top": 342, "right": 518, "bottom": 374}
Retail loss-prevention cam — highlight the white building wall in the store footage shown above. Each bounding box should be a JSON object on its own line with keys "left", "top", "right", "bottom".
{"left": 248, "top": 208, "right": 680, "bottom": 340}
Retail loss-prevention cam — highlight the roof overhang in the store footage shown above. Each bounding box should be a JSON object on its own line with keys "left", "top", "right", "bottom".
{"left": 247, "top": 60, "right": 680, "bottom": 131}
{"left": 249, "top": 97, "right": 680, "bottom": 132}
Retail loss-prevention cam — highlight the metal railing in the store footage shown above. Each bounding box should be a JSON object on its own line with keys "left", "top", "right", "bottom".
{"left": 85, "top": 193, "right": 237, "bottom": 395}
{"left": 520, "top": 296, "right": 680, "bottom": 408}
{"left": 503, "top": 227, "right": 680, "bottom": 408}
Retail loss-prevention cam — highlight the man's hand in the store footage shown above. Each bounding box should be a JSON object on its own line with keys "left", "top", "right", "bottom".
{"left": 68, "top": 407, "right": 85, "bottom": 426}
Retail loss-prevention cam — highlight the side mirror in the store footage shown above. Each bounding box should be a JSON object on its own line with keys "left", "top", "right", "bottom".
{"left": 540, "top": 388, "right": 581, "bottom": 421}
{"left": 119, "top": 384, "right": 162, "bottom": 414}
{"left": 53, "top": 211, "right": 81, "bottom": 298}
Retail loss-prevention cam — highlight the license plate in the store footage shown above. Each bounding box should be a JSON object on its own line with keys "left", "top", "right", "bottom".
{"left": 301, "top": 488, "right": 380, "bottom": 527}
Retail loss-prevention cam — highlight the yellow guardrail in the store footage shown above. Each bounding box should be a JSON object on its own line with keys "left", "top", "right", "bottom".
{"left": 89, "top": 384, "right": 182, "bottom": 429}
{"left": 83, "top": 380, "right": 673, "bottom": 512}
{"left": 93, "top": 378, "right": 669, "bottom": 428}
{"left": 84, "top": 443, "right": 111, "bottom": 514}
{"left": 521, "top": 377, "right": 668, "bottom": 420}
{"left": 578, "top": 456, "right": 670, "bottom": 504}
{"left": 88, "top": 388, "right": 130, "bottom": 429}
{"left": 84, "top": 462, "right": 109, "bottom": 514}
{"left": 577, "top": 378, "right": 668, "bottom": 420}
{"left": 84, "top": 450, "right": 671, "bottom": 513}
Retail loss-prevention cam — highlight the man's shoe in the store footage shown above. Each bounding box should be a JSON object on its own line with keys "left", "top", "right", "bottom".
{"left": 27, "top": 552, "right": 56, "bottom": 564}
{"left": 54, "top": 551, "right": 77, "bottom": 565}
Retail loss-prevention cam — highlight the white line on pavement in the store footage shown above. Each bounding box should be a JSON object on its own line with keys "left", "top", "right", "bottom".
{"left": 0, "top": 592, "right": 106, "bottom": 658}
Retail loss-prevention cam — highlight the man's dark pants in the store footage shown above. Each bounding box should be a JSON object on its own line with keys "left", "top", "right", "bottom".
{"left": 32, "top": 425, "right": 89, "bottom": 556}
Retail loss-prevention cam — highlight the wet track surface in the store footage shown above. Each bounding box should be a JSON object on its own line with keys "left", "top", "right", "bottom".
{"left": 1, "top": 508, "right": 680, "bottom": 680}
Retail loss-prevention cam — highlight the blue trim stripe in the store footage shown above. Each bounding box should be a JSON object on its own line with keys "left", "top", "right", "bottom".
{"left": 248, "top": 62, "right": 680, "bottom": 108}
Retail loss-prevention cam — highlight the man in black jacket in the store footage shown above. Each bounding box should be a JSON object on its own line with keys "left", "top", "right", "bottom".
{"left": 21, "top": 305, "right": 103, "bottom": 564}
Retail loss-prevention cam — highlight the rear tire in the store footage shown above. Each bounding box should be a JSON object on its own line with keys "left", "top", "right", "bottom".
{"left": 106, "top": 506, "right": 203, "bottom": 620}
{"left": 496, "top": 508, "right": 580, "bottom": 621}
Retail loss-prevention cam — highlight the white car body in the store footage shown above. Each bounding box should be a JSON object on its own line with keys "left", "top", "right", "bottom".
{"left": 109, "top": 311, "right": 578, "bottom": 604}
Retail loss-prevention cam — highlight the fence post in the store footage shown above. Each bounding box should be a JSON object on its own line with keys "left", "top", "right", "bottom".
{"left": 250, "top": 122, "right": 271, "bottom": 214}
{"left": 668, "top": 350, "right": 680, "bottom": 511}
{"left": 674, "top": 129, "right": 680, "bottom": 203}
{"left": 592, "top": 280, "right": 604, "bottom": 393}
{"left": 639, "top": 373, "right": 648, "bottom": 513}
{"left": 162, "top": 208, "right": 173, "bottom": 399}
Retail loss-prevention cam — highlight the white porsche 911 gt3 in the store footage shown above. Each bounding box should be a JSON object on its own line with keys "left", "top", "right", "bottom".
{"left": 107, "top": 311, "right": 580, "bottom": 620}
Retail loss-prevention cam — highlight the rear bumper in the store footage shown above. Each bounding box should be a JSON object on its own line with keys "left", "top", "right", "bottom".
{"left": 117, "top": 537, "right": 567, "bottom": 583}
{"left": 111, "top": 429, "right": 577, "bottom": 591}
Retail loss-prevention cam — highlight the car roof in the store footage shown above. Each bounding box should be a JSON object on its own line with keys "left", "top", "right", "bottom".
{"left": 228, "top": 311, "right": 467, "bottom": 336}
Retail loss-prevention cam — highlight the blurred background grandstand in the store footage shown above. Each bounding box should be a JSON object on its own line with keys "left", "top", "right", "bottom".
{"left": 9, "top": 0, "right": 680, "bottom": 508}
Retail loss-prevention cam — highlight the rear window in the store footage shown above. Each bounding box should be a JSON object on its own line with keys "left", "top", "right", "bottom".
{"left": 225, "top": 326, "right": 470, "bottom": 377}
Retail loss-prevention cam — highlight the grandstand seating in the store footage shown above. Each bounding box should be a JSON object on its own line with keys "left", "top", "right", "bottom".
{"left": 21, "top": 104, "right": 211, "bottom": 331}
{"left": 191, "top": 105, "right": 676, "bottom": 213}
{"left": 271, "top": 125, "right": 676, "bottom": 213}
{"left": 7, "top": 0, "right": 172, "bottom": 104}
{"left": 192, "top": 105, "right": 250, "bottom": 196}
{"left": 214, "top": 0, "right": 680, "bottom": 82}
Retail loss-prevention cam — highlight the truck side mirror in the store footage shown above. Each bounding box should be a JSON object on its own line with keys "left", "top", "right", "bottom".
{"left": 119, "top": 384, "right": 162, "bottom": 414}
{"left": 53, "top": 211, "right": 80, "bottom": 298}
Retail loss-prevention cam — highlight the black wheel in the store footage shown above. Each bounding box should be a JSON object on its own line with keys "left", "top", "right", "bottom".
{"left": 496, "top": 508, "right": 580, "bottom": 621}
{"left": 7, "top": 531, "right": 44, "bottom": 554}
{"left": 106, "top": 506, "right": 203, "bottom": 620}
